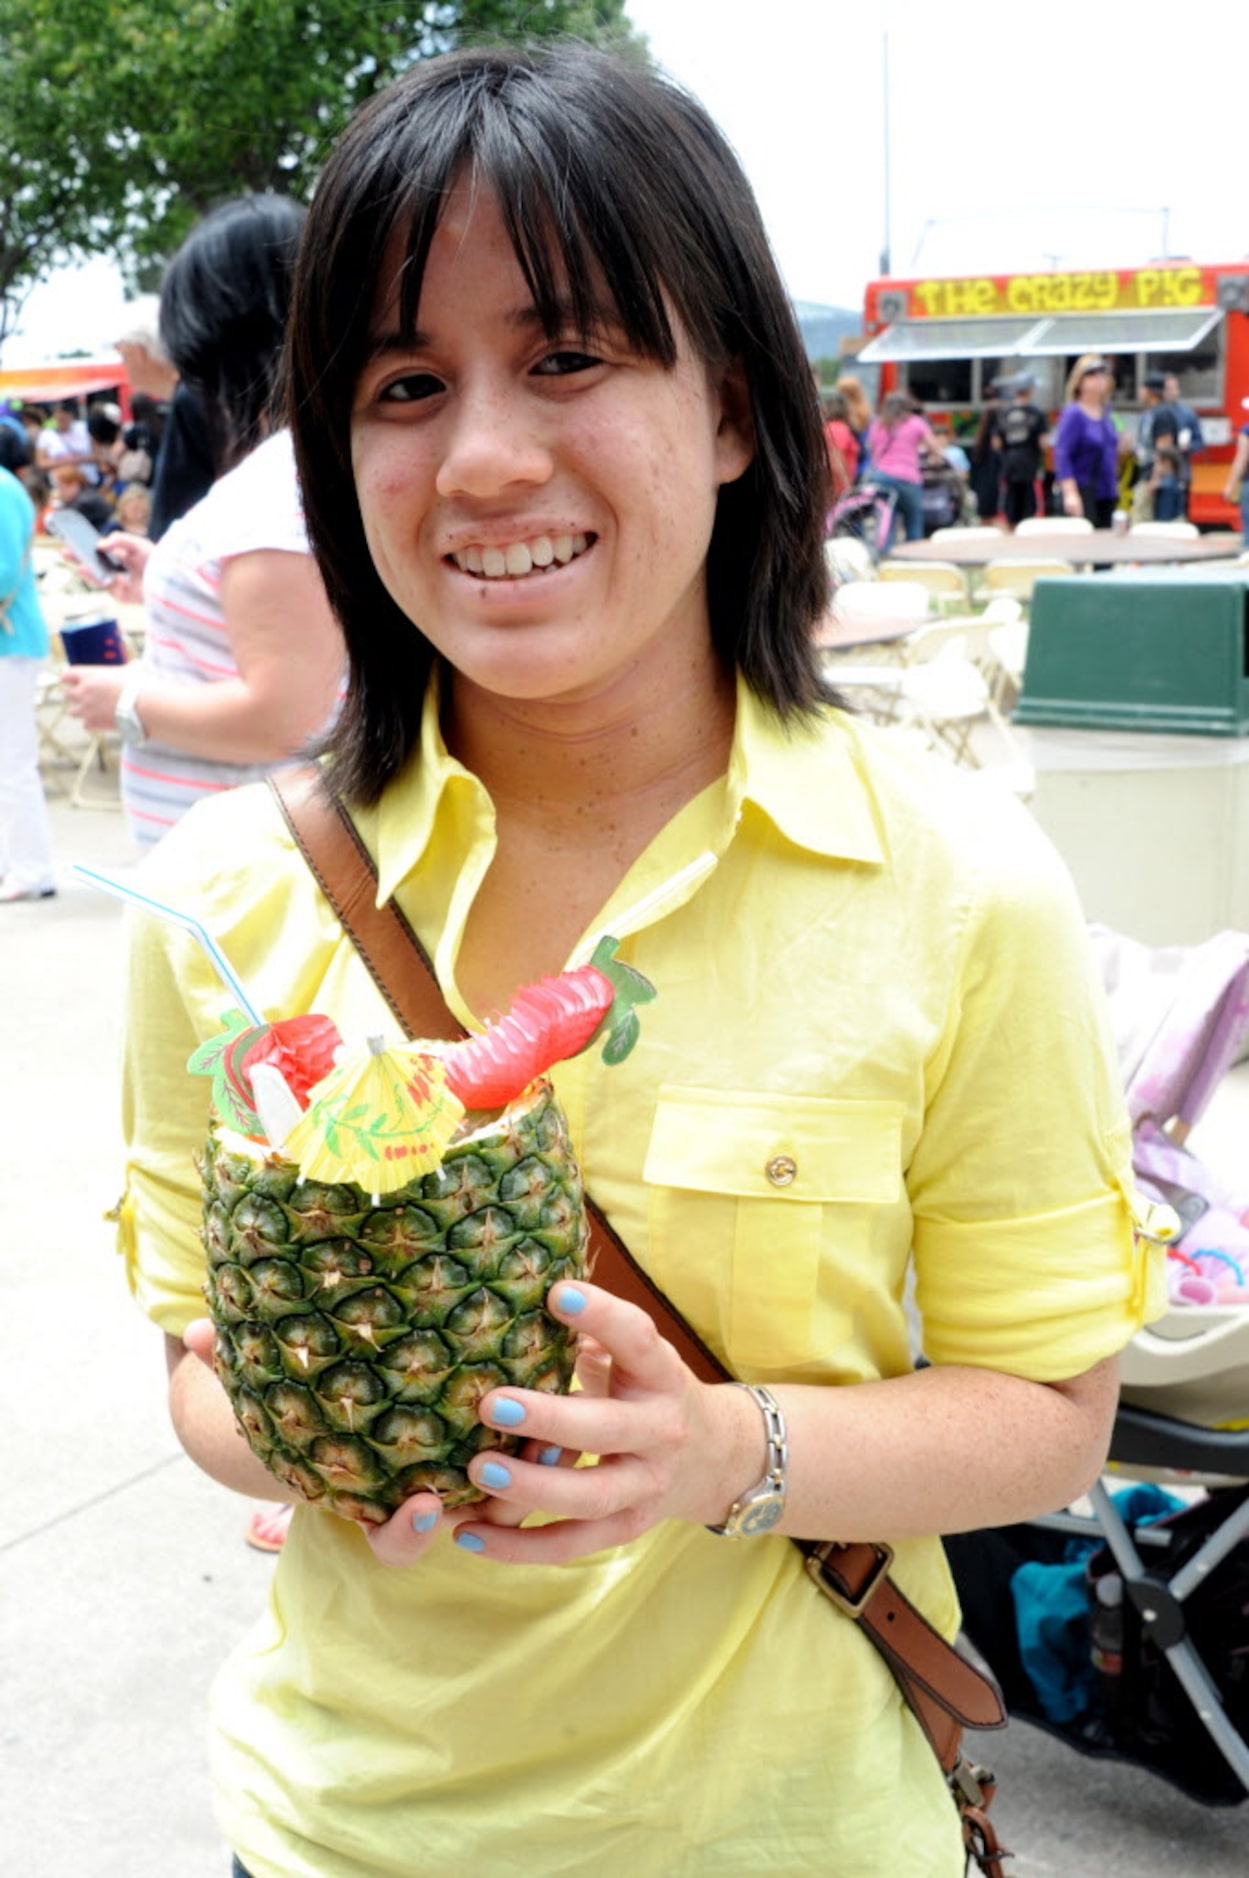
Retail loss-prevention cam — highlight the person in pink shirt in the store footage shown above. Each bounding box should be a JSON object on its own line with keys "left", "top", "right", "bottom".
{"left": 865, "top": 392, "right": 948, "bottom": 545}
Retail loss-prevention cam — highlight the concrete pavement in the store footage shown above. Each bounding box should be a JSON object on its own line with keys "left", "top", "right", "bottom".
{"left": 4, "top": 745, "right": 1247, "bottom": 1874}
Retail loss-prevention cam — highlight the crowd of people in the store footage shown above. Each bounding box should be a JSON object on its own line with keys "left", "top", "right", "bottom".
{"left": 821, "top": 356, "right": 1207, "bottom": 549}
{"left": 0, "top": 202, "right": 345, "bottom": 914}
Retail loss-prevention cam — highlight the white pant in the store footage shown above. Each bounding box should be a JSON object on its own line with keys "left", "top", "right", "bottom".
{"left": 0, "top": 655, "right": 55, "bottom": 891}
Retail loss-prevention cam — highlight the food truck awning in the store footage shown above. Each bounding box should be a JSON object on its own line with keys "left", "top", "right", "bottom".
{"left": 1016, "top": 306, "right": 1224, "bottom": 355}
{"left": 858, "top": 305, "right": 1223, "bottom": 365}
{"left": 0, "top": 355, "right": 127, "bottom": 405}
{"left": 856, "top": 316, "right": 1044, "bottom": 363}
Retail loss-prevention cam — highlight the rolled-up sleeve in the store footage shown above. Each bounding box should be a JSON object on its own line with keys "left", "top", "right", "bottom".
{"left": 909, "top": 815, "right": 1166, "bottom": 1380}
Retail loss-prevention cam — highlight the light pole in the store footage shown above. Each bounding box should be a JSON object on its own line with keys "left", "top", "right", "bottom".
{"left": 879, "top": 31, "right": 892, "bottom": 277}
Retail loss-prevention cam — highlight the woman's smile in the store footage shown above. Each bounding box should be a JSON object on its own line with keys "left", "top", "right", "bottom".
{"left": 447, "top": 531, "right": 593, "bottom": 580}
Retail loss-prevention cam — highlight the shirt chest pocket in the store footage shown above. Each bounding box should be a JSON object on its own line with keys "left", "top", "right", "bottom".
{"left": 641, "top": 1087, "right": 905, "bottom": 1373}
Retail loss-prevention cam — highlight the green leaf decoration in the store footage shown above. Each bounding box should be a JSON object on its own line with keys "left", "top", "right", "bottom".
{"left": 601, "top": 1008, "right": 640, "bottom": 1067}
{"left": 587, "top": 936, "right": 656, "bottom": 1067}
{"left": 611, "top": 959, "right": 657, "bottom": 1004}
{"left": 187, "top": 1008, "right": 265, "bottom": 1133}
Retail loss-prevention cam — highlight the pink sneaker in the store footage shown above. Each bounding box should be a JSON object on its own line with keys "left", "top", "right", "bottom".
{"left": 245, "top": 1502, "right": 293, "bottom": 1554}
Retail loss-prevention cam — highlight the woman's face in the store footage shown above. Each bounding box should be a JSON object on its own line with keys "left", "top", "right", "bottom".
{"left": 349, "top": 177, "right": 753, "bottom": 713}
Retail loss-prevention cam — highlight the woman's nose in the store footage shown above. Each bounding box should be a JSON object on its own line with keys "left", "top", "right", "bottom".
{"left": 435, "top": 383, "right": 553, "bottom": 500}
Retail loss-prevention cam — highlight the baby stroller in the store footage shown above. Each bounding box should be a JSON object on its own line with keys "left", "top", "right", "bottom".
{"left": 921, "top": 460, "right": 970, "bottom": 535}
{"left": 947, "top": 925, "right": 1249, "bottom": 1805}
{"left": 826, "top": 481, "right": 898, "bottom": 568}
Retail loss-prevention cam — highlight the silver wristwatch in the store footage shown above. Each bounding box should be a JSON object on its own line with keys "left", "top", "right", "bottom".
{"left": 114, "top": 675, "right": 149, "bottom": 747}
{"left": 706, "top": 1383, "right": 788, "bottom": 1538}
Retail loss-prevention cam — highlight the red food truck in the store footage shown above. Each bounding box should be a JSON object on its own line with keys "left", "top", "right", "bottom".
{"left": 854, "top": 263, "right": 1249, "bottom": 525}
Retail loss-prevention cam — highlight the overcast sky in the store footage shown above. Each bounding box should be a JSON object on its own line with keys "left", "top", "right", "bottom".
{"left": 4, "top": 0, "right": 1247, "bottom": 364}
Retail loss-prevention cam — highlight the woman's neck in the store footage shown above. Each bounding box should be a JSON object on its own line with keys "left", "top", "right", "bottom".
{"left": 1078, "top": 394, "right": 1105, "bottom": 417}
{"left": 443, "top": 652, "right": 737, "bottom": 842}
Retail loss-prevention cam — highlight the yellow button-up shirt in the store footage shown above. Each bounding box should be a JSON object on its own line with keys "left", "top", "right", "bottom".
{"left": 120, "top": 677, "right": 1161, "bottom": 1877}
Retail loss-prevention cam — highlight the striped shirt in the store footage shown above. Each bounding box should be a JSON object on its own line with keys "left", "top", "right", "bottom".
{"left": 120, "top": 430, "right": 314, "bottom": 845}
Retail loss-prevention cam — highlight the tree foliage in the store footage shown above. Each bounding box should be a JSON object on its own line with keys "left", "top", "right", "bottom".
{"left": 0, "top": 0, "right": 638, "bottom": 338}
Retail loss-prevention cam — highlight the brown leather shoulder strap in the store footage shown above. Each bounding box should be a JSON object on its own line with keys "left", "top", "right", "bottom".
{"left": 267, "top": 765, "right": 1007, "bottom": 1793}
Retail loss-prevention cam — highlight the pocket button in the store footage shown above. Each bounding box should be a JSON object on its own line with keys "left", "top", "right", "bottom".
{"left": 765, "top": 1154, "right": 798, "bottom": 1188}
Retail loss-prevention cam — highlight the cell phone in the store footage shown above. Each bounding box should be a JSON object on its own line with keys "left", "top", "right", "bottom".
{"left": 45, "top": 506, "right": 125, "bottom": 585}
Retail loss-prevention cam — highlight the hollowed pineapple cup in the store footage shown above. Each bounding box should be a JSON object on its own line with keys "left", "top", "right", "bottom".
{"left": 201, "top": 1081, "right": 587, "bottom": 1523}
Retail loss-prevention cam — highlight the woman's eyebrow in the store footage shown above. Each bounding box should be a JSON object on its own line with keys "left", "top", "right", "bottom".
{"left": 362, "top": 298, "right": 622, "bottom": 360}
{"left": 505, "top": 297, "right": 619, "bottom": 335}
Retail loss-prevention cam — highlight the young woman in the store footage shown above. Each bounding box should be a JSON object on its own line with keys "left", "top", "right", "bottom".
{"left": 61, "top": 196, "right": 343, "bottom": 848}
{"left": 1054, "top": 355, "right": 1120, "bottom": 527}
{"left": 120, "top": 45, "right": 1162, "bottom": 1878}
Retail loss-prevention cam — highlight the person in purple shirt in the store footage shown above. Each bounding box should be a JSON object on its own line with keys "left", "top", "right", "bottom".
{"left": 1054, "top": 355, "right": 1120, "bottom": 527}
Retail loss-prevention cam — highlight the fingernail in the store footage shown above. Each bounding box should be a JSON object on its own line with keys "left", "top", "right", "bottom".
{"left": 480, "top": 1460, "right": 511, "bottom": 1490}
{"left": 539, "top": 1445, "right": 563, "bottom": 1467}
{"left": 491, "top": 1397, "right": 526, "bottom": 1427}
{"left": 455, "top": 1530, "right": 487, "bottom": 1553}
{"left": 412, "top": 1510, "right": 438, "bottom": 1533}
{"left": 553, "top": 1284, "right": 587, "bottom": 1315}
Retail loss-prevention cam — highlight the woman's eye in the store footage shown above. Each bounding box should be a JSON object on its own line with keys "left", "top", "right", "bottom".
{"left": 377, "top": 372, "right": 444, "bottom": 404}
{"left": 533, "top": 349, "right": 602, "bottom": 378}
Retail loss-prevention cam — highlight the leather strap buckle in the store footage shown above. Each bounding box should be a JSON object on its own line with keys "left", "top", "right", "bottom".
{"left": 804, "top": 1540, "right": 895, "bottom": 1618}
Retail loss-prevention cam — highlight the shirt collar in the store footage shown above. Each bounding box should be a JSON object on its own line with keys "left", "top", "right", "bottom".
{"left": 374, "top": 671, "right": 490, "bottom": 907}
{"left": 727, "top": 677, "right": 885, "bottom": 865}
{"left": 373, "top": 668, "right": 884, "bottom": 907}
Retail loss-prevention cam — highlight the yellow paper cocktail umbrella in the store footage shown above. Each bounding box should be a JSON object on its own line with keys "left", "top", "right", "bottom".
{"left": 283, "top": 1036, "right": 465, "bottom": 1194}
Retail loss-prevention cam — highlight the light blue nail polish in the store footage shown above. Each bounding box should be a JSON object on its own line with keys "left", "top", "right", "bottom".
{"left": 554, "top": 1284, "right": 587, "bottom": 1315}
{"left": 455, "top": 1530, "right": 487, "bottom": 1553}
{"left": 480, "top": 1460, "right": 511, "bottom": 1490}
{"left": 492, "top": 1396, "right": 526, "bottom": 1427}
{"left": 539, "top": 1446, "right": 563, "bottom": 1467}
{"left": 412, "top": 1510, "right": 438, "bottom": 1533}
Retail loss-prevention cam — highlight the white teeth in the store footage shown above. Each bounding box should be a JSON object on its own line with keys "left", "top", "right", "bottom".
{"left": 452, "top": 532, "right": 591, "bottom": 579}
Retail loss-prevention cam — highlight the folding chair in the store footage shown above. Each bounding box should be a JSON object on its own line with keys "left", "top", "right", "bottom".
{"left": 1129, "top": 521, "right": 1200, "bottom": 539}
{"left": 825, "top": 615, "right": 1034, "bottom": 790}
{"left": 825, "top": 536, "right": 875, "bottom": 586}
{"left": 877, "top": 559, "right": 973, "bottom": 610}
{"left": 1014, "top": 516, "right": 1094, "bottom": 538}
{"left": 979, "top": 557, "right": 1072, "bottom": 607}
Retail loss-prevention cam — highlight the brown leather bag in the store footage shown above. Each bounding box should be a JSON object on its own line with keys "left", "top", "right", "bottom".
{"left": 269, "top": 764, "right": 1011, "bottom": 1872}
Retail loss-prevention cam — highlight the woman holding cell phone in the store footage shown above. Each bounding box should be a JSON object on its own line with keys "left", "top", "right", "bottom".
{"left": 60, "top": 194, "right": 343, "bottom": 850}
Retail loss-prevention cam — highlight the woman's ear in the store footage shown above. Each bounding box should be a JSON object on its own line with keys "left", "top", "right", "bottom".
{"left": 713, "top": 356, "right": 755, "bottom": 487}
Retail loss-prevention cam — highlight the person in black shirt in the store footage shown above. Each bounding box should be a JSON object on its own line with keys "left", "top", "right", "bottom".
{"left": 992, "top": 375, "right": 1048, "bottom": 526}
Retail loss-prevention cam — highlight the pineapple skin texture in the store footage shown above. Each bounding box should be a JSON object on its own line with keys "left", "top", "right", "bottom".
{"left": 201, "top": 1081, "right": 587, "bottom": 1523}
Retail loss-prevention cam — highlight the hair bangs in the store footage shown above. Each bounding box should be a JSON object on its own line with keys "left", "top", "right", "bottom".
{"left": 375, "top": 80, "right": 680, "bottom": 371}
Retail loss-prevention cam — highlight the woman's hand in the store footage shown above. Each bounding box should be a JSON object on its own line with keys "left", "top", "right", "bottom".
{"left": 1060, "top": 481, "right": 1084, "bottom": 518}
{"left": 65, "top": 529, "right": 151, "bottom": 605}
{"left": 61, "top": 662, "right": 127, "bottom": 732}
{"left": 366, "top": 1282, "right": 761, "bottom": 1570}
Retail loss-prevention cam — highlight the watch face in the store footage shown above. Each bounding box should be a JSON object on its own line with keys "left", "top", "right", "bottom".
{"left": 736, "top": 1491, "right": 784, "bottom": 1537}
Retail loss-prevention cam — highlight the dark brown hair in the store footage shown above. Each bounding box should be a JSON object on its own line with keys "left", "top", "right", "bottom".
{"left": 285, "top": 42, "right": 833, "bottom": 803}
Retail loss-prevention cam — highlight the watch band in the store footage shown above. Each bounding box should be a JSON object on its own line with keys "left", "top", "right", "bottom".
{"left": 706, "top": 1382, "right": 788, "bottom": 1538}
{"left": 114, "top": 673, "right": 148, "bottom": 747}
